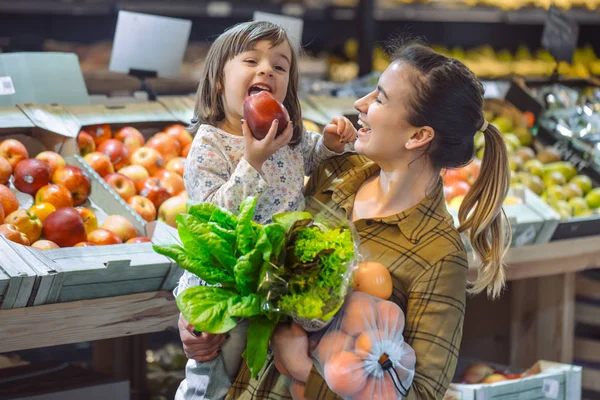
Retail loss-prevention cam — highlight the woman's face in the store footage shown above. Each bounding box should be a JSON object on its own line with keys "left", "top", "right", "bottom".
{"left": 353, "top": 62, "right": 425, "bottom": 165}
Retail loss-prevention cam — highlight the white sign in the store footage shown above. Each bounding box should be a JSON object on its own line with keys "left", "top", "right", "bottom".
{"left": 253, "top": 11, "right": 304, "bottom": 53}
{"left": 109, "top": 11, "right": 192, "bottom": 78}
{"left": 0, "top": 76, "right": 15, "bottom": 96}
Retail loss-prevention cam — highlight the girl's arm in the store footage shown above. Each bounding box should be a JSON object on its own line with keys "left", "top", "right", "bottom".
{"left": 300, "top": 118, "right": 356, "bottom": 176}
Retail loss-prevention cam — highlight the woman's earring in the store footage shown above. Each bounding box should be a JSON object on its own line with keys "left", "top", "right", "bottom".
{"left": 405, "top": 142, "right": 410, "bottom": 148}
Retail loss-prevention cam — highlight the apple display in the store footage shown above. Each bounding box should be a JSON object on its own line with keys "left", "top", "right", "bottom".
{"left": 13, "top": 159, "right": 52, "bottom": 196}
{"left": 43, "top": 207, "right": 87, "bottom": 247}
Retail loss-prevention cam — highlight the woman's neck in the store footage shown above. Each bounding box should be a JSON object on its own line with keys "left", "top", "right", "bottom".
{"left": 352, "top": 158, "right": 439, "bottom": 221}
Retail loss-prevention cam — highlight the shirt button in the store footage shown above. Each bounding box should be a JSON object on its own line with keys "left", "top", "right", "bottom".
{"left": 366, "top": 219, "right": 373, "bottom": 226}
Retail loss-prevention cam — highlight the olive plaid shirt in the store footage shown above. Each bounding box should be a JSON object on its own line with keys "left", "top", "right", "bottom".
{"left": 227, "top": 154, "right": 468, "bottom": 400}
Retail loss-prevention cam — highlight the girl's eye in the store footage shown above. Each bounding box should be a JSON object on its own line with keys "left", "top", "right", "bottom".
{"left": 375, "top": 96, "right": 382, "bottom": 104}
{"left": 274, "top": 65, "right": 287, "bottom": 72}
{"left": 244, "top": 59, "right": 257, "bottom": 65}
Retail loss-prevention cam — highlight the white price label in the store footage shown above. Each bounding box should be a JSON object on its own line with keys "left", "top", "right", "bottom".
{"left": 542, "top": 379, "right": 559, "bottom": 399}
{"left": 0, "top": 76, "right": 15, "bottom": 96}
{"left": 207, "top": 1, "right": 232, "bottom": 17}
{"left": 515, "top": 225, "right": 537, "bottom": 247}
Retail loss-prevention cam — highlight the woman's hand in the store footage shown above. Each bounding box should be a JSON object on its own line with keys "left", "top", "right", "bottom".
{"left": 271, "top": 322, "right": 313, "bottom": 383}
{"left": 323, "top": 116, "right": 357, "bottom": 153}
{"left": 178, "top": 314, "right": 228, "bottom": 361}
{"left": 242, "top": 118, "right": 293, "bottom": 174}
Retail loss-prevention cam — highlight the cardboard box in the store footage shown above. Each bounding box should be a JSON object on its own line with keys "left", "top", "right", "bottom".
{"left": 447, "top": 360, "right": 582, "bottom": 400}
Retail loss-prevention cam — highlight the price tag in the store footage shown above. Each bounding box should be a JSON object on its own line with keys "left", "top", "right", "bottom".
{"left": 541, "top": 6, "right": 579, "bottom": 63}
{"left": 0, "top": 76, "right": 15, "bottom": 96}
{"left": 515, "top": 225, "right": 537, "bottom": 247}
{"left": 542, "top": 379, "right": 559, "bottom": 399}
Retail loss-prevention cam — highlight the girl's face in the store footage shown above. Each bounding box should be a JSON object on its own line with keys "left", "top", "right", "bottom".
{"left": 353, "top": 62, "right": 427, "bottom": 166}
{"left": 222, "top": 40, "right": 292, "bottom": 123}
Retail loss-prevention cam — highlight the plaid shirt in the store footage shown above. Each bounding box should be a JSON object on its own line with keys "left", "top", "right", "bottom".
{"left": 227, "top": 154, "right": 468, "bottom": 400}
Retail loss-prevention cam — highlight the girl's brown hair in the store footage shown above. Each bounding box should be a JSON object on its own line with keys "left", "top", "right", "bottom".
{"left": 190, "top": 21, "right": 303, "bottom": 145}
{"left": 393, "top": 43, "right": 512, "bottom": 299}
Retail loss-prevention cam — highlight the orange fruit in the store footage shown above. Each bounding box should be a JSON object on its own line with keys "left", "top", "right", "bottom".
{"left": 352, "top": 262, "right": 393, "bottom": 300}
{"left": 355, "top": 330, "right": 385, "bottom": 357}
{"left": 352, "top": 374, "right": 398, "bottom": 400}
{"left": 341, "top": 293, "right": 376, "bottom": 336}
{"left": 315, "top": 330, "right": 355, "bottom": 362}
{"left": 376, "top": 301, "right": 405, "bottom": 332}
{"left": 29, "top": 202, "right": 56, "bottom": 224}
{"left": 324, "top": 351, "right": 366, "bottom": 397}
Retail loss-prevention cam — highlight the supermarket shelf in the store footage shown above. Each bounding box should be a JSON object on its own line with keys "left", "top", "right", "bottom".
{"left": 0, "top": 0, "right": 113, "bottom": 16}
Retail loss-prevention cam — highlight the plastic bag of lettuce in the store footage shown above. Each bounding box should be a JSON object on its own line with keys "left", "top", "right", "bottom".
{"left": 153, "top": 196, "right": 360, "bottom": 377}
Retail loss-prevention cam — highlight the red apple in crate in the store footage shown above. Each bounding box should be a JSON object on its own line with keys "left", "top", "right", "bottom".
{"left": 100, "top": 215, "right": 137, "bottom": 242}
{"left": 83, "top": 124, "right": 112, "bottom": 147}
{"left": 165, "top": 124, "right": 193, "bottom": 149}
{"left": 138, "top": 177, "right": 170, "bottom": 209}
{"left": 35, "top": 151, "right": 66, "bottom": 176}
{"left": 13, "top": 159, "right": 52, "bottom": 196}
{"left": 118, "top": 165, "right": 149, "bottom": 189}
{"left": 182, "top": 143, "right": 191, "bottom": 158}
{"left": 4, "top": 209, "right": 43, "bottom": 243}
{"left": 126, "top": 236, "right": 151, "bottom": 244}
{"left": 127, "top": 195, "right": 156, "bottom": 222}
{"left": 83, "top": 152, "right": 114, "bottom": 177}
{"left": 115, "top": 126, "right": 145, "bottom": 146}
{"left": 146, "top": 133, "right": 181, "bottom": 163}
{"left": 87, "top": 228, "right": 122, "bottom": 245}
{"left": 0, "top": 223, "right": 30, "bottom": 246}
{"left": 0, "top": 185, "right": 19, "bottom": 216}
{"left": 31, "top": 240, "right": 59, "bottom": 250}
{"left": 43, "top": 207, "right": 87, "bottom": 247}
{"left": 158, "top": 194, "right": 187, "bottom": 228}
{"left": 243, "top": 91, "right": 289, "bottom": 140}
{"left": 130, "top": 147, "right": 163, "bottom": 177}
{"left": 0, "top": 139, "right": 29, "bottom": 169}
{"left": 155, "top": 170, "right": 185, "bottom": 196}
{"left": 77, "top": 131, "right": 96, "bottom": 156}
{"left": 75, "top": 207, "right": 98, "bottom": 235}
{"left": 52, "top": 165, "right": 91, "bottom": 206}
{"left": 166, "top": 157, "right": 185, "bottom": 177}
{"left": 98, "top": 139, "right": 129, "bottom": 170}
{"left": 0, "top": 156, "right": 12, "bottom": 185}
{"left": 74, "top": 242, "right": 96, "bottom": 247}
{"left": 35, "top": 184, "right": 74, "bottom": 209}
{"left": 104, "top": 173, "right": 136, "bottom": 201}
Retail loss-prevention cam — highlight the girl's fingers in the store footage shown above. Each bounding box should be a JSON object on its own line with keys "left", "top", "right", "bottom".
{"left": 264, "top": 119, "right": 280, "bottom": 143}
{"left": 274, "top": 121, "right": 293, "bottom": 148}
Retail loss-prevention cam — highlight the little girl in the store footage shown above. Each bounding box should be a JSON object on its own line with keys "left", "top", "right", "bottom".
{"left": 175, "top": 21, "right": 356, "bottom": 399}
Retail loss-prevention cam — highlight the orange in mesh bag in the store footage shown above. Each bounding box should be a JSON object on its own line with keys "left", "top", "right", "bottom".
{"left": 312, "top": 291, "right": 416, "bottom": 400}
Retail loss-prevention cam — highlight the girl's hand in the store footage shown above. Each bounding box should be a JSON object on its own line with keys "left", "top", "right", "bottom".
{"left": 322, "top": 116, "right": 357, "bottom": 153}
{"left": 271, "top": 322, "right": 313, "bottom": 382}
{"left": 178, "top": 314, "right": 228, "bottom": 361}
{"left": 242, "top": 119, "right": 293, "bottom": 173}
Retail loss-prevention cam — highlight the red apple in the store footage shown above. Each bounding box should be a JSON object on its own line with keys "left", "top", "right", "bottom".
{"left": 155, "top": 170, "right": 185, "bottom": 196}
{"left": 146, "top": 133, "right": 181, "bottom": 163}
{"left": 130, "top": 147, "right": 164, "bottom": 176}
{"left": 158, "top": 194, "right": 187, "bottom": 227}
{"left": 0, "top": 223, "right": 30, "bottom": 246}
{"left": 0, "top": 139, "right": 29, "bottom": 169}
{"left": 31, "top": 240, "right": 60, "bottom": 250}
{"left": 83, "top": 124, "right": 112, "bottom": 147}
{"left": 118, "top": 165, "right": 149, "bottom": 189}
{"left": 138, "top": 177, "right": 170, "bottom": 209}
{"left": 52, "top": 165, "right": 91, "bottom": 206}
{"left": 104, "top": 173, "right": 137, "bottom": 201}
{"left": 75, "top": 207, "right": 98, "bottom": 235}
{"left": 13, "top": 159, "right": 52, "bottom": 196}
{"left": 87, "top": 228, "right": 123, "bottom": 245}
{"left": 100, "top": 215, "right": 137, "bottom": 242}
{"left": 35, "top": 184, "right": 73, "bottom": 209}
{"left": 83, "top": 152, "right": 115, "bottom": 177}
{"left": 166, "top": 157, "right": 185, "bottom": 177}
{"left": 127, "top": 195, "right": 156, "bottom": 222}
{"left": 0, "top": 185, "right": 19, "bottom": 216}
{"left": 115, "top": 126, "right": 145, "bottom": 146}
{"left": 43, "top": 207, "right": 87, "bottom": 247}
{"left": 35, "top": 151, "right": 66, "bottom": 176}
{"left": 126, "top": 236, "right": 151, "bottom": 244}
{"left": 98, "top": 139, "right": 129, "bottom": 170}
{"left": 165, "top": 124, "right": 193, "bottom": 149}
{"left": 74, "top": 242, "right": 97, "bottom": 247}
{"left": 77, "top": 130, "right": 96, "bottom": 156}
{"left": 182, "top": 143, "right": 191, "bottom": 158}
{"left": 243, "top": 91, "right": 289, "bottom": 140}
{"left": 0, "top": 156, "right": 12, "bottom": 185}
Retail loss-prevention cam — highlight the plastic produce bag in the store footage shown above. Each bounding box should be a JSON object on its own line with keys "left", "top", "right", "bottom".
{"left": 311, "top": 291, "right": 416, "bottom": 400}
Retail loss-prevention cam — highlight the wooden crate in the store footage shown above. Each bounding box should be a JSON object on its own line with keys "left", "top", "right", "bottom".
{"left": 0, "top": 236, "right": 37, "bottom": 309}
{"left": 574, "top": 272, "right": 600, "bottom": 395}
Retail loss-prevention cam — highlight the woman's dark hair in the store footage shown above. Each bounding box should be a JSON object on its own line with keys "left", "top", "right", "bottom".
{"left": 392, "top": 42, "right": 512, "bottom": 299}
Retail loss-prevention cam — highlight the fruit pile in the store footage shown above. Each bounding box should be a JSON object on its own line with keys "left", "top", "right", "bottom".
{"left": 0, "top": 138, "right": 150, "bottom": 249}
{"left": 443, "top": 100, "right": 600, "bottom": 219}
{"left": 78, "top": 124, "right": 190, "bottom": 227}
{"left": 458, "top": 362, "right": 529, "bottom": 384}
